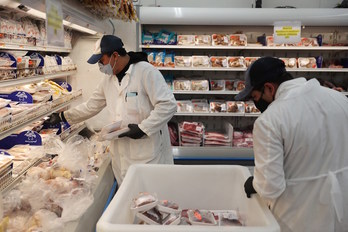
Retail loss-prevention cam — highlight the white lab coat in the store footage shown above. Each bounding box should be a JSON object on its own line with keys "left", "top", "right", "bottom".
{"left": 252, "top": 78, "right": 348, "bottom": 232}
{"left": 64, "top": 61, "right": 177, "bottom": 184}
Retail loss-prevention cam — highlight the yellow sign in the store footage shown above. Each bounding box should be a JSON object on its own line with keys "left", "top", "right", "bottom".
{"left": 45, "top": 0, "right": 64, "bottom": 47}
{"left": 274, "top": 21, "right": 301, "bottom": 44}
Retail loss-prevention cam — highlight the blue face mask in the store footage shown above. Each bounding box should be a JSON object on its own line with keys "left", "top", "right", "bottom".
{"left": 98, "top": 55, "right": 116, "bottom": 75}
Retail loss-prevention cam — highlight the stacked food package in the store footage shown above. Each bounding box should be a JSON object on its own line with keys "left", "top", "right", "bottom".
{"left": 204, "top": 132, "right": 231, "bottom": 147}
{"left": 131, "top": 192, "right": 244, "bottom": 226}
{"left": 233, "top": 131, "right": 253, "bottom": 148}
{"left": 0, "top": 153, "right": 13, "bottom": 183}
{"left": 179, "top": 121, "right": 204, "bottom": 147}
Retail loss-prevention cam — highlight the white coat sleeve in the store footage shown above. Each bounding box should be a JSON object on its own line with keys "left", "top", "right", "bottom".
{"left": 64, "top": 82, "right": 106, "bottom": 124}
{"left": 138, "top": 67, "right": 177, "bottom": 136}
{"left": 253, "top": 117, "right": 286, "bottom": 200}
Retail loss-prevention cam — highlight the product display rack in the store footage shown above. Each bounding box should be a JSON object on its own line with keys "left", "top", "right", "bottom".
{"left": 0, "top": 42, "right": 71, "bottom": 53}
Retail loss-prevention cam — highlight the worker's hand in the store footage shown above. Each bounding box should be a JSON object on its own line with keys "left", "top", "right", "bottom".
{"left": 244, "top": 176, "right": 257, "bottom": 198}
{"left": 118, "top": 124, "right": 146, "bottom": 139}
{"left": 44, "top": 112, "right": 66, "bottom": 125}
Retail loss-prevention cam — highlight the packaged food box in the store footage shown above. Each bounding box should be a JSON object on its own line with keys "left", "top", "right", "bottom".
{"left": 173, "top": 80, "right": 191, "bottom": 91}
{"left": 298, "top": 57, "right": 317, "bottom": 68}
{"left": 210, "top": 57, "right": 228, "bottom": 68}
{"left": 174, "top": 56, "right": 192, "bottom": 67}
{"left": 244, "top": 57, "right": 259, "bottom": 68}
{"left": 210, "top": 101, "right": 227, "bottom": 113}
{"left": 300, "top": 37, "right": 319, "bottom": 47}
{"left": 97, "top": 164, "right": 280, "bottom": 231}
{"left": 195, "top": 35, "right": 212, "bottom": 46}
{"left": 234, "top": 80, "right": 246, "bottom": 92}
{"left": 266, "top": 36, "right": 285, "bottom": 47}
{"left": 191, "top": 80, "right": 209, "bottom": 91}
{"left": 192, "top": 102, "right": 209, "bottom": 113}
{"left": 212, "top": 34, "right": 229, "bottom": 46}
{"left": 210, "top": 80, "right": 225, "bottom": 91}
{"left": 228, "top": 57, "right": 246, "bottom": 68}
{"left": 229, "top": 34, "right": 247, "bottom": 46}
{"left": 225, "top": 80, "right": 234, "bottom": 91}
{"left": 245, "top": 101, "right": 260, "bottom": 114}
{"left": 192, "top": 56, "right": 210, "bottom": 68}
{"left": 178, "top": 35, "right": 196, "bottom": 46}
{"left": 177, "top": 101, "right": 193, "bottom": 113}
{"left": 226, "top": 101, "right": 245, "bottom": 113}
{"left": 280, "top": 58, "right": 297, "bottom": 69}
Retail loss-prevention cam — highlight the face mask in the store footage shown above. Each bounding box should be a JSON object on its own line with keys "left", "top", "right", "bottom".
{"left": 98, "top": 55, "right": 116, "bottom": 75}
{"left": 254, "top": 87, "right": 271, "bottom": 113}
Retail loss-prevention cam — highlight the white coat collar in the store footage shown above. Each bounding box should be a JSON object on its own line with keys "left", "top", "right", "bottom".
{"left": 275, "top": 78, "right": 319, "bottom": 100}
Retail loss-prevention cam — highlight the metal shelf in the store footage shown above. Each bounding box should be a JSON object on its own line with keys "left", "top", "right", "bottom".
{"left": 141, "top": 44, "right": 348, "bottom": 51}
{"left": 175, "top": 112, "right": 259, "bottom": 117}
{"left": 173, "top": 90, "right": 239, "bottom": 95}
{"left": 172, "top": 146, "right": 254, "bottom": 159}
{"left": 0, "top": 70, "right": 77, "bottom": 88}
{"left": 0, "top": 42, "right": 71, "bottom": 53}
{"left": 0, "top": 95, "right": 82, "bottom": 140}
{"left": 61, "top": 123, "right": 86, "bottom": 142}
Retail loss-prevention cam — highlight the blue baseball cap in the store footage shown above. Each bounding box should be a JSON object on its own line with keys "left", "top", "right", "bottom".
{"left": 235, "top": 57, "right": 286, "bottom": 100}
{"left": 87, "top": 35, "right": 124, "bottom": 64}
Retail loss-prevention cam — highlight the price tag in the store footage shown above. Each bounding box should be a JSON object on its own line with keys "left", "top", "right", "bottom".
{"left": 274, "top": 21, "right": 301, "bottom": 44}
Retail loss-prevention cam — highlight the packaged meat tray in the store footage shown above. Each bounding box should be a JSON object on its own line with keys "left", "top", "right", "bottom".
{"left": 191, "top": 80, "right": 209, "bottom": 91}
{"left": 195, "top": 35, "right": 212, "bottom": 46}
{"left": 266, "top": 36, "right": 285, "bottom": 47}
{"left": 210, "top": 56, "right": 228, "bottom": 68}
{"left": 212, "top": 34, "right": 229, "bottom": 46}
{"left": 227, "top": 101, "right": 245, "bottom": 113}
{"left": 192, "top": 102, "right": 209, "bottom": 113}
{"left": 188, "top": 209, "right": 217, "bottom": 226}
{"left": 245, "top": 101, "right": 260, "bottom": 114}
{"left": 173, "top": 80, "right": 191, "bottom": 91}
{"left": 229, "top": 34, "right": 247, "bottom": 46}
{"left": 234, "top": 80, "right": 246, "bottom": 91}
{"left": 300, "top": 37, "right": 319, "bottom": 47}
{"left": 210, "top": 101, "right": 227, "bottom": 113}
{"left": 177, "top": 35, "right": 196, "bottom": 46}
{"left": 177, "top": 101, "right": 193, "bottom": 113}
{"left": 298, "top": 57, "right": 317, "bottom": 68}
{"left": 280, "top": 58, "right": 297, "bottom": 69}
{"left": 225, "top": 80, "right": 234, "bottom": 91}
{"left": 228, "top": 57, "right": 246, "bottom": 68}
{"left": 192, "top": 56, "right": 210, "bottom": 68}
{"left": 174, "top": 56, "right": 192, "bottom": 67}
{"left": 210, "top": 80, "right": 225, "bottom": 91}
{"left": 97, "top": 164, "right": 280, "bottom": 231}
{"left": 131, "top": 192, "right": 158, "bottom": 213}
{"left": 245, "top": 57, "right": 259, "bottom": 68}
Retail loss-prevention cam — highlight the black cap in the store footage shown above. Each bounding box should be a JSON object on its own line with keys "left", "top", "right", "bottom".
{"left": 235, "top": 57, "right": 286, "bottom": 100}
{"left": 87, "top": 35, "right": 124, "bottom": 64}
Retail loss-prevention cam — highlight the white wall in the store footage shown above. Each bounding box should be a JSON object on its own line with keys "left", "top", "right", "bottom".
{"left": 138, "top": 0, "right": 340, "bottom": 8}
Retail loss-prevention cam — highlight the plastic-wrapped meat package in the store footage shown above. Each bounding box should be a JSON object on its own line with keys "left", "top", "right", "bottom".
{"left": 229, "top": 34, "right": 247, "bottom": 46}
{"left": 233, "top": 131, "right": 244, "bottom": 139}
{"left": 266, "top": 36, "right": 285, "bottom": 47}
{"left": 245, "top": 57, "right": 259, "bottom": 67}
{"left": 225, "top": 80, "right": 234, "bottom": 91}
{"left": 210, "top": 101, "right": 227, "bottom": 113}
{"left": 174, "top": 56, "right": 192, "bottom": 67}
{"left": 245, "top": 101, "right": 260, "bottom": 114}
{"left": 216, "top": 210, "right": 244, "bottom": 226}
{"left": 177, "top": 35, "right": 195, "bottom": 46}
{"left": 191, "top": 80, "right": 209, "bottom": 91}
{"left": 192, "top": 102, "right": 209, "bottom": 113}
{"left": 204, "top": 132, "right": 231, "bottom": 146}
{"left": 280, "top": 58, "right": 297, "bottom": 68}
{"left": 0, "top": 107, "right": 11, "bottom": 119}
{"left": 210, "top": 80, "right": 225, "bottom": 91}
{"left": 212, "top": 34, "right": 229, "bottom": 46}
{"left": 180, "top": 121, "right": 204, "bottom": 134}
{"left": 228, "top": 57, "right": 245, "bottom": 68}
{"left": 168, "top": 123, "right": 179, "bottom": 146}
{"left": 163, "top": 214, "right": 181, "bottom": 225}
{"left": 136, "top": 208, "right": 163, "bottom": 225}
{"left": 188, "top": 209, "right": 217, "bottom": 225}
{"left": 176, "top": 100, "right": 193, "bottom": 113}
{"left": 195, "top": 35, "right": 212, "bottom": 46}
{"left": 227, "top": 101, "right": 245, "bottom": 113}
{"left": 131, "top": 192, "right": 158, "bottom": 212}
{"left": 192, "top": 56, "right": 210, "bottom": 68}
{"left": 173, "top": 80, "right": 191, "bottom": 91}
{"left": 164, "top": 52, "right": 175, "bottom": 68}
{"left": 179, "top": 121, "right": 204, "bottom": 146}
{"left": 155, "top": 51, "right": 165, "bottom": 67}
{"left": 6, "top": 145, "right": 32, "bottom": 161}
{"left": 234, "top": 80, "right": 245, "bottom": 91}
{"left": 210, "top": 56, "right": 228, "bottom": 68}
{"left": 298, "top": 57, "right": 317, "bottom": 68}
{"left": 300, "top": 37, "right": 319, "bottom": 47}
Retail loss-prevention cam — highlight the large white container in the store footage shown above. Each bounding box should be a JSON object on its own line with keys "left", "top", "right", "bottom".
{"left": 97, "top": 164, "right": 280, "bottom": 232}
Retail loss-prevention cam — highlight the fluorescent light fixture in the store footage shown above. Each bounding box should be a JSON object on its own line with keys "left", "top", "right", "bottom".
{"left": 62, "top": 20, "right": 97, "bottom": 35}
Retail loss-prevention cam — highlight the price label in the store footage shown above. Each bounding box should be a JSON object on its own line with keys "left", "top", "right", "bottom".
{"left": 274, "top": 21, "right": 301, "bottom": 44}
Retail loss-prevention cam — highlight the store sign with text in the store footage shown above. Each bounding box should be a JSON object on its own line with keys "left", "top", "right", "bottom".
{"left": 273, "top": 21, "right": 301, "bottom": 44}
{"left": 45, "top": 0, "right": 64, "bottom": 47}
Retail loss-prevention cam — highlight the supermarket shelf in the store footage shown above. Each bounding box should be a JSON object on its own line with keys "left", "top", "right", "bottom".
{"left": 61, "top": 123, "right": 86, "bottom": 142}
{"left": 172, "top": 146, "right": 254, "bottom": 159}
{"left": 0, "top": 42, "right": 71, "bottom": 53}
{"left": 175, "top": 112, "right": 259, "bottom": 117}
{"left": 173, "top": 90, "right": 239, "bottom": 95}
{"left": 0, "top": 95, "right": 81, "bottom": 140}
{"left": 141, "top": 44, "right": 348, "bottom": 51}
{"left": 158, "top": 67, "right": 348, "bottom": 72}
{"left": 0, "top": 70, "right": 77, "bottom": 88}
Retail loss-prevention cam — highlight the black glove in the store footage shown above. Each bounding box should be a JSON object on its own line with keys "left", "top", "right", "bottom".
{"left": 244, "top": 176, "right": 257, "bottom": 198}
{"left": 44, "top": 112, "right": 66, "bottom": 125}
{"left": 118, "top": 124, "right": 146, "bottom": 139}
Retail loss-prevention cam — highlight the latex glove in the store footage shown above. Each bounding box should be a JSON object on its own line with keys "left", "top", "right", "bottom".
{"left": 44, "top": 112, "right": 66, "bottom": 125}
{"left": 244, "top": 176, "right": 257, "bottom": 198}
{"left": 118, "top": 124, "right": 145, "bottom": 139}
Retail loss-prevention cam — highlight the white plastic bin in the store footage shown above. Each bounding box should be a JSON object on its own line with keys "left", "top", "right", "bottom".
{"left": 97, "top": 164, "right": 280, "bottom": 232}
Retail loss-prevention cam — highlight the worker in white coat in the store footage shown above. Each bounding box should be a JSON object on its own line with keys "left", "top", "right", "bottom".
{"left": 46, "top": 35, "right": 177, "bottom": 184}
{"left": 235, "top": 57, "right": 348, "bottom": 232}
